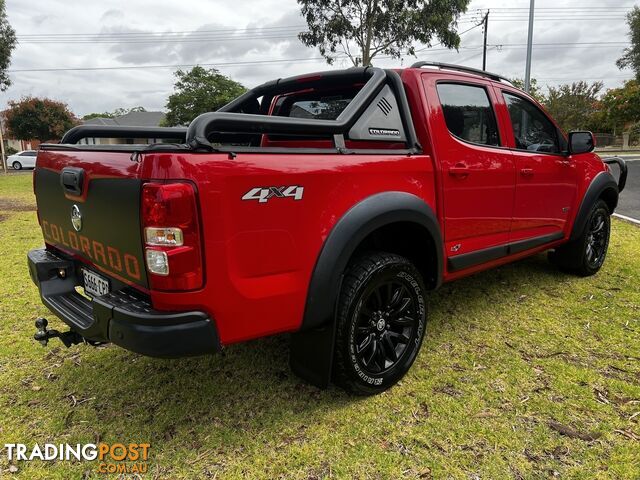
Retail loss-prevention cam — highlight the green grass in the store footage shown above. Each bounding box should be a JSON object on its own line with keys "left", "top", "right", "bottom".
{"left": 0, "top": 172, "right": 639, "bottom": 479}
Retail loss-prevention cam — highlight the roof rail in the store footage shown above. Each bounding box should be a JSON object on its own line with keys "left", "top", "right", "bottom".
{"left": 410, "top": 61, "right": 512, "bottom": 85}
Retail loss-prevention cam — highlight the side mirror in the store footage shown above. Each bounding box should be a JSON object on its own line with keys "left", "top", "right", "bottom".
{"left": 569, "top": 131, "right": 595, "bottom": 155}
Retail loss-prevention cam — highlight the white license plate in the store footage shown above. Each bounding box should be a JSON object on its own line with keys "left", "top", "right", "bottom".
{"left": 82, "top": 269, "right": 110, "bottom": 298}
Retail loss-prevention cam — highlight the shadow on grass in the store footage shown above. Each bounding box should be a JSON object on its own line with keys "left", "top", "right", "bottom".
{"left": 427, "top": 252, "right": 569, "bottom": 334}
{"left": 43, "top": 252, "right": 571, "bottom": 445}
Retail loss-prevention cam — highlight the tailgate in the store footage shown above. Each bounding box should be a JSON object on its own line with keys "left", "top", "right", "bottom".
{"left": 34, "top": 149, "right": 148, "bottom": 289}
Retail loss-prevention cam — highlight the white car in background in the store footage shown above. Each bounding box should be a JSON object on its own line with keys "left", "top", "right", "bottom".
{"left": 6, "top": 150, "right": 37, "bottom": 170}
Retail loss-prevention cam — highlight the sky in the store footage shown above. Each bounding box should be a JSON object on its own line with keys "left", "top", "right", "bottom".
{"left": 2, "top": 0, "right": 637, "bottom": 117}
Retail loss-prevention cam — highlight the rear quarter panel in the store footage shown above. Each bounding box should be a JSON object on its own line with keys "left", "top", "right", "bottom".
{"left": 140, "top": 151, "right": 436, "bottom": 344}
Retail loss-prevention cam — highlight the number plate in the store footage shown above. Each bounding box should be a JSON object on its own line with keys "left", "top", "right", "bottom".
{"left": 82, "top": 269, "right": 110, "bottom": 298}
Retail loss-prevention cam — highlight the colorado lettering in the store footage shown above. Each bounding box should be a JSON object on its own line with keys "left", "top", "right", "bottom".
{"left": 41, "top": 220, "right": 141, "bottom": 281}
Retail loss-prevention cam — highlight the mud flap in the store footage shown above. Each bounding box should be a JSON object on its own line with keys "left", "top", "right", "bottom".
{"left": 289, "top": 320, "right": 337, "bottom": 389}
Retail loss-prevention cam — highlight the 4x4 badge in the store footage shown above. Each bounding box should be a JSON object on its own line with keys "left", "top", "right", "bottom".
{"left": 70, "top": 204, "right": 82, "bottom": 232}
{"left": 242, "top": 186, "right": 304, "bottom": 203}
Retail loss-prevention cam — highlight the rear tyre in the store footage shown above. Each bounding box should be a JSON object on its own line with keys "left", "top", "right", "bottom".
{"left": 333, "top": 252, "right": 427, "bottom": 395}
{"left": 12, "top": 161, "right": 21, "bottom": 170}
{"left": 548, "top": 199, "right": 610, "bottom": 276}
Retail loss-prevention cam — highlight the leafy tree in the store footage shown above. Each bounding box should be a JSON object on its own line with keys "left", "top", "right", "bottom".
{"left": 617, "top": 6, "right": 640, "bottom": 81}
{"left": 82, "top": 112, "right": 111, "bottom": 121}
{"left": 163, "top": 66, "right": 246, "bottom": 126}
{"left": 510, "top": 78, "right": 545, "bottom": 103}
{"left": 5, "top": 97, "right": 77, "bottom": 142}
{"left": 586, "top": 100, "right": 613, "bottom": 134}
{"left": 600, "top": 80, "right": 640, "bottom": 133}
{"left": 3, "top": 144, "right": 17, "bottom": 156}
{"left": 297, "top": 0, "right": 470, "bottom": 66}
{"left": 0, "top": 0, "right": 16, "bottom": 91}
{"left": 629, "top": 120, "right": 640, "bottom": 143}
{"left": 82, "top": 106, "right": 147, "bottom": 120}
{"left": 544, "top": 81, "right": 603, "bottom": 132}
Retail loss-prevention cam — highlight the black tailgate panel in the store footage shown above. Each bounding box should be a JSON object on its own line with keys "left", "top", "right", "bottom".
{"left": 35, "top": 168, "right": 148, "bottom": 288}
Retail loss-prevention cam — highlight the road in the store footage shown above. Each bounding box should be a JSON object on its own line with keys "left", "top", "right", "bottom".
{"left": 605, "top": 156, "right": 640, "bottom": 222}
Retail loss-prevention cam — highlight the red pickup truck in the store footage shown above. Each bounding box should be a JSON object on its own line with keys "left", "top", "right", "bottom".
{"left": 28, "top": 62, "right": 627, "bottom": 395}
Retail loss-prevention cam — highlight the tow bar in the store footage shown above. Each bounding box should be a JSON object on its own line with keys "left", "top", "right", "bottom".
{"left": 33, "top": 317, "right": 85, "bottom": 348}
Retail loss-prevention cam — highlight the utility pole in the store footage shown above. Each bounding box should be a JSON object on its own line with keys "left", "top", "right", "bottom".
{"left": 0, "top": 117, "right": 6, "bottom": 175}
{"left": 482, "top": 10, "right": 489, "bottom": 71}
{"left": 524, "top": 0, "right": 535, "bottom": 92}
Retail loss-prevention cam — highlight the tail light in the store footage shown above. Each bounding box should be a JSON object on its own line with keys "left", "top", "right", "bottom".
{"left": 141, "top": 182, "right": 203, "bottom": 291}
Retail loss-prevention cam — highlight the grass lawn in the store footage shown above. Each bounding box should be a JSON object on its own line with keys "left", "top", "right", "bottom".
{"left": 0, "top": 172, "right": 638, "bottom": 479}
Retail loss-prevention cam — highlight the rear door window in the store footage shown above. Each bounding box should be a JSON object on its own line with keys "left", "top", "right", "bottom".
{"left": 436, "top": 83, "right": 500, "bottom": 146}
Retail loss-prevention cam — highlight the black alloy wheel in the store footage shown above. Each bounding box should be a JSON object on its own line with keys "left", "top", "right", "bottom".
{"left": 353, "top": 279, "right": 418, "bottom": 376}
{"left": 548, "top": 199, "right": 610, "bottom": 276}
{"left": 585, "top": 209, "right": 609, "bottom": 270}
{"left": 334, "top": 252, "right": 427, "bottom": 395}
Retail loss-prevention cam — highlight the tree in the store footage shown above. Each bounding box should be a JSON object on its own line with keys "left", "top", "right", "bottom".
{"left": 5, "top": 97, "right": 77, "bottom": 142}
{"left": 544, "top": 81, "right": 603, "bottom": 132}
{"left": 0, "top": 0, "right": 16, "bottom": 91}
{"left": 297, "top": 0, "right": 470, "bottom": 66}
{"left": 163, "top": 67, "right": 246, "bottom": 126}
{"left": 600, "top": 80, "right": 640, "bottom": 133}
{"left": 82, "top": 106, "right": 147, "bottom": 120}
{"left": 510, "top": 78, "right": 545, "bottom": 103}
{"left": 617, "top": 6, "right": 640, "bottom": 81}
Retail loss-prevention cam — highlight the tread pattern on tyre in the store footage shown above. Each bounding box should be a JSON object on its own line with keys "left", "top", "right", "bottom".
{"left": 333, "top": 251, "right": 426, "bottom": 395}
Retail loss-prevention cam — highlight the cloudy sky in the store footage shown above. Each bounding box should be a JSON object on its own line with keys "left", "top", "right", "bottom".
{"left": 3, "top": 0, "right": 636, "bottom": 117}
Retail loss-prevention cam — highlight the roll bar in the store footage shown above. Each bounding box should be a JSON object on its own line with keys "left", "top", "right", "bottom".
{"left": 186, "top": 67, "right": 421, "bottom": 152}
{"left": 59, "top": 67, "right": 421, "bottom": 154}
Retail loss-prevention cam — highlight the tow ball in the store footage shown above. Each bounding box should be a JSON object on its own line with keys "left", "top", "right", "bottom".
{"left": 33, "top": 318, "right": 84, "bottom": 348}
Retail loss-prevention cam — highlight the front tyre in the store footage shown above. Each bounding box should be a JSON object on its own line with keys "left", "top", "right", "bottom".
{"left": 334, "top": 252, "right": 427, "bottom": 395}
{"left": 12, "top": 161, "right": 21, "bottom": 170}
{"left": 549, "top": 199, "right": 610, "bottom": 276}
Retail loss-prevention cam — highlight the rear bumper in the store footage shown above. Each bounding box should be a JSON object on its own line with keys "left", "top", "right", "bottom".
{"left": 27, "top": 248, "right": 220, "bottom": 357}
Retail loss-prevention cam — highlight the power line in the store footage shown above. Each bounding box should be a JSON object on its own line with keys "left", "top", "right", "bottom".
{"left": 8, "top": 41, "right": 632, "bottom": 73}
{"left": 462, "top": 17, "right": 627, "bottom": 22}
{"left": 484, "top": 6, "right": 632, "bottom": 10}
{"left": 13, "top": 6, "right": 634, "bottom": 41}
{"left": 413, "top": 22, "right": 485, "bottom": 54}
{"left": 17, "top": 16, "right": 628, "bottom": 44}
{"left": 19, "top": 35, "right": 308, "bottom": 44}
{"left": 8, "top": 4, "right": 636, "bottom": 75}
{"left": 537, "top": 76, "right": 634, "bottom": 81}
{"left": 16, "top": 25, "right": 308, "bottom": 38}
{"left": 7, "top": 57, "right": 336, "bottom": 73}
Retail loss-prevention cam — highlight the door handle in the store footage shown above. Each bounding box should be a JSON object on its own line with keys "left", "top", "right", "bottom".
{"left": 60, "top": 167, "right": 85, "bottom": 195}
{"left": 520, "top": 168, "right": 534, "bottom": 177}
{"left": 449, "top": 163, "right": 470, "bottom": 177}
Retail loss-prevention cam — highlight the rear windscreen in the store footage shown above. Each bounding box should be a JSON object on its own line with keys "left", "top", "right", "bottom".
{"left": 273, "top": 87, "right": 361, "bottom": 119}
